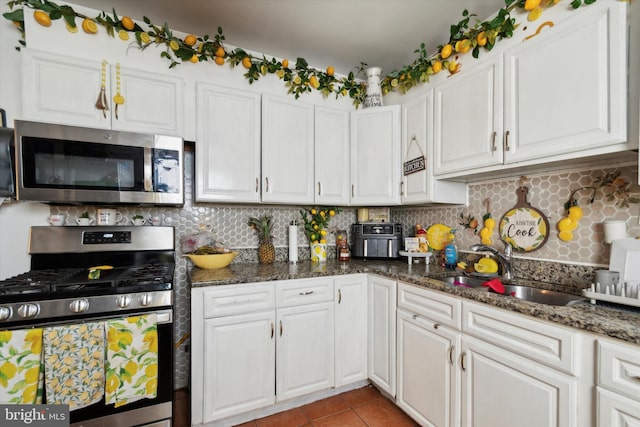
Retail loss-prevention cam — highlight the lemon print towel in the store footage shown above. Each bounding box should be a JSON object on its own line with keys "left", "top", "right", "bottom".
{"left": 0, "top": 328, "right": 44, "bottom": 404}
{"left": 106, "top": 314, "right": 158, "bottom": 408}
{"left": 43, "top": 322, "right": 104, "bottom": 410}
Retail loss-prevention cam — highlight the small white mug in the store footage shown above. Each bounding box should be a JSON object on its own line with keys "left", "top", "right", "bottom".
{"left": 148, "top": 216, "right": 163, "bottom": 226}
{"left": 132, "top": 217, "right": 146, "bottom": 226}
{"left": 76, "top": 217, "right": 94, "bottom": 226}
{"left": 97, "top": 209, "right": 123, "bottom": 226}
{"left": 594, "top": 270, "right": 620, "bottom": 287}
{"left": 47, "top": 214, "right": 66, "bottom": 226}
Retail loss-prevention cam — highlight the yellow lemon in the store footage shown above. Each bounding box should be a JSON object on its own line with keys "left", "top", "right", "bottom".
{"left": 118, "top": 29, "right": 129, "bottom": 41}
{"left": 145, "top": 378, "right": 158, "bottom": 395}
{"left": 184, "top": 34, "right": 197, "bottom": 46}
{"left": 190, "top": 54, "right": 199, "bottom": 63}
{"left": 326, "top": 66, "right": 335, "bottom": 76}
{"left": 479, "top": 227, "right": 492, "bottom": 240}
{"left": 34, "top": 10, "right": 51, "bottom": 27}
{"left": 293, "top": 75, "right": 302, "bottom": 85}
{"left": 65, "top": 21, "right": 78, "bottom": 33}
{"left": 329, "top": 210, "right": 335, "bottom": 216}
{"left": 557, "top": 217, "right": 576, "bottom": 232}
{"left": 484, "top": 217, "right": 496, "bottom": 230}
{"left": 455, "top": 39, "right": 471, "bottom": 54}
{"left": 474, "top": 257, "right": 499, "bottom": 274}
{"left": 242, "top": 56, "right": 252, "bottom": 69}
{"left": 122, "top": 16, "right": 135, "bottom": 31}
{"left": 390, "top": 78, "right": 399, "bottom": 87}
{"left": 140, "top": 32, "right": 151, "bottom": 44}
{"left": 476, "top": 31, "right": 488, "bottom": 47}
{"left": 214, "top": 56, "right": 225, "bottom": 66}
{"left": 559, "top": 231, "right": 573, "bottom": 242}
{"left": 309, "top": 75, "right": 320, "bottom": 88}
{"left": 276, "top": 69, "right": 285, "bottom": 78}
{"left": 0, "top": 361, "right": 17, "bottom": 380}
{"left": 568, "top": 206, "right": 583, "bottom": 221}
{"left": 481, "top": 237, "right": 492, "bottom": 245}
{"left": 457, "top": 262, "right": 467, "bottom": 270}
{"left": 524, "top": 0, "right": 542, "bottom": 11}
{"left": 145, "top": 364, "right": 158, "bottom": 378}
{"left": 282, "top": 59, "right": 289, "bottom": 68}
{"left": 106, "top": 374, "right": 120, "bottom": 394}
{"left": 22, "top": 384, "right": 37, "bottom": 403}
{"left": 426, "top": 224, "right": 451, "bottom": 251}
{"left": 169, "top": 40, "right": 180, "bottom": 51}
{"left": 81, "top": 18, "right": 98, "bottom": 34}
{"left": 431, "top": 61, "right": 442, "bottom": 74}
{"left": 215, "top": 46, "right": 225, "bottom": 57}
{"left": 440, "top": 44, "right": 453, "bottom": 59}
{"left": 527, "top": 6, "right": 543, "bottom": 21}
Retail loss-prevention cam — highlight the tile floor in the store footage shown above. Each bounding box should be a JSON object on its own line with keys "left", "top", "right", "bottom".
{"left": 174, "top": 385, "right": 419, "bottom": 427}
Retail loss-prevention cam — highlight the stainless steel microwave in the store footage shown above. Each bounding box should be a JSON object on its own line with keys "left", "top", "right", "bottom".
{"left": 14, "top": 120, "right": 184, "bottom": 205}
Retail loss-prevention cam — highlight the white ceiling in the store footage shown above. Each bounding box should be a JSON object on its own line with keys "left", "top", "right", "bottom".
{"left": 77, "top": 0, "right": 505, "bottom": 77}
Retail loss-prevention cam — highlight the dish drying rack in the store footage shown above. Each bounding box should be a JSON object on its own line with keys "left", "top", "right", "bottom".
{"left": 582, "top": 282, "right": 640, "bottom": 308}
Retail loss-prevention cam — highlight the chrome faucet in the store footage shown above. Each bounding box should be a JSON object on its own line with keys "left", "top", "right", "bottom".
{"left": 469, "top": 241, "right": 513, "bottom": 282}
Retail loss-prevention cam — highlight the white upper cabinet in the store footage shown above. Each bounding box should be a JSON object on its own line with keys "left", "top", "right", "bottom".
{"left": 434, "top": 0, "right": 629, "bottom": 179}
{"left": 350, "top": 105, "right": 401, "bottom": 206}
{"left": 195, "top": 83, "right": 261, "bottom": 203}
{"left": 22, "top": 49, "right": 184, "bottom": 135}
{"left": 262, "top": 94, "right": 315, "bottom": 204}
{"left": 433, "top": 57, "right": 503, "bottom": 176}
{"left": 402, "top": 91, "right": 467, "bottom": 204}
{"left": 314, "top": 106, "right": 350, "bottom": 205}
{"left": 503, "top": 1, "right": 627, "bottom": 163}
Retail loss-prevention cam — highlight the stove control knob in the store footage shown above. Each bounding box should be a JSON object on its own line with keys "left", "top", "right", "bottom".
{"left": 139, "top": 293, "right": 152, "bottom": 307}
{"left": 17, "top": 303, "right": 40, "bottom": 319}
{"left": 116, "top": 295, "right": 131, "bottom": 309}
{"left": 69, "top": 299, "right": 89, "bottom": 313}
{"left": 0, "top": 306, "right": 12, "bottom": 321}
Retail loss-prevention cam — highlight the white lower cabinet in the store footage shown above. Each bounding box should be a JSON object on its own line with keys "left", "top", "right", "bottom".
{"left": 334, "top": 275, "right": 368, "bottom": 387}
{"left": 597, "top": 337, "right": 640, "bottom": 426}
{"left": 396, "top": 282, "right": 585, "bottom": 427}
{"left": 202, "top": 311, "right": 276, "bottom": 422}
{"left": 276, "top": 301, "right": 335, "bottom": 401}
{"left": 368, "top": 275, "right": 397, "bottom": 396}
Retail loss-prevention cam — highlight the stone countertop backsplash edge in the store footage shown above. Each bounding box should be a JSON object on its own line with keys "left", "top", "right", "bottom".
{"left": 189, "top": 259, "right": 640, "bottom": 345}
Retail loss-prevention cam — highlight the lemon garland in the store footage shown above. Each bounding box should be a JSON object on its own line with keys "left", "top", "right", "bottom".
{"left": 3, "top": 0, "right": 596, "bottom": 107}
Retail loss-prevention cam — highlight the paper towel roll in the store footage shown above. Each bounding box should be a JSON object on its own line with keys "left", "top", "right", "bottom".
{"left": 289, "top": 223, "right": 298, "bottom": 264}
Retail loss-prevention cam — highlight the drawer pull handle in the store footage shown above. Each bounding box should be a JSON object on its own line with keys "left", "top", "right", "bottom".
{"left": 460, "top": 351, "right": 467, "bottom": 371}
{"left": 504, "top": 130, "right": 511, "bottom": 151}
{"left": 412, "top": 314, "right": 418, "bottom": 320}
{"left": 298, "top": 291, "right": 314, "bottom": 296}
{"left": 256, "top": 177, "right": 259, "bottom": 193}
{"left": 318, "top": 182, "right": 321, "bottom": 196}
{"left": 449, "top": 345, "right": 455, "bottom": 365}
{"left": 271, "top": 322, "right": 274, "bottom": 339}
{"left": 433, "top": 323, "right": 440, "bottom": 330}
{"left": 352, "top": 184, "right": 355, "bottom": 198}
{"left": 265, "top": 177, "right": 270, "bottom": 192}
{"left": 279, "top": 320, "right": 283, "bottom": 337}
{"left": 338, "top": 289, "right": 342, "bottom": 304}
{"left": 491, "top": 131, "right": 497, "bottom": 152}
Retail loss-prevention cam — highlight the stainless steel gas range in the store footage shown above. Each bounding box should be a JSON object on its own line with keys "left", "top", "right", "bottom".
{"left": 0, "top": 226, "right": 175, "bottom": 427}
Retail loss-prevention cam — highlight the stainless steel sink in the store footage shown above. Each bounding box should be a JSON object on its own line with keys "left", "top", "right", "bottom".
{"left": 442, "top": 276, "right": 489, "bottom": 288}
{"left": 442, "top": 276, "right": 586, "bottom": 306}
{"left": 500, "top": 285, "right": 586, "bottom": 306}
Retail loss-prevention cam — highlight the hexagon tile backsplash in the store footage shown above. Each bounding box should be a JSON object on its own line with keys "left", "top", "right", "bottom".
{"left": 51, "top": 152, "right": 639, "bottom": 389}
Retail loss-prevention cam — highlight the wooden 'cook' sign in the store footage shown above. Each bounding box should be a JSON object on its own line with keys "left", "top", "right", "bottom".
{"left": 499, "top": 183, "right": 549, "bottom": 252}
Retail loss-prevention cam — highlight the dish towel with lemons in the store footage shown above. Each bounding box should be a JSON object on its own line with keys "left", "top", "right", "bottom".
{"left": 43, "top": 322, "right": 105, "bottom": 410}
{"left": 0, "top": 328, "right": 44, "bottom": 404}
{"left": 106, "top": 314, "right": 159, "bottom": 408}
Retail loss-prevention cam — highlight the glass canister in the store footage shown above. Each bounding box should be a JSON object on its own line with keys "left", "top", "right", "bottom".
{"left": 335, "top": 229, "right": 350, "bottom": 261}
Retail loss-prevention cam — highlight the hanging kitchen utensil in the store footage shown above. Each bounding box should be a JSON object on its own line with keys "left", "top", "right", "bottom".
{"left": 112, "top": 62, "right": 125, "bottom": 120}
{"left": 499, "top": 176, "right": 550, "bottom": 252}
{"left": 95, "top": 60, "right": 109, "bottom": 118}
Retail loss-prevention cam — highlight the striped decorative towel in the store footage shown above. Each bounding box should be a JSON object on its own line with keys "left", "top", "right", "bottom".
{"left": 43, "top": 322, "right": 105, "bottom": 410}
{"left": 105, "top": 314, "right": 158, "bottom": 408}
{"left": 0, "top": 328, "right": 44, "bottom": 404}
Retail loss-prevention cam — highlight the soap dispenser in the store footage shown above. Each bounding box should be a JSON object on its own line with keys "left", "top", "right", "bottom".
{"left": 443, "top": 229, "right": 458, "bottom": 270}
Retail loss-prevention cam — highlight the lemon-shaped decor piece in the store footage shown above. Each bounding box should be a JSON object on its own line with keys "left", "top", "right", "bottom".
{"left": 426, "top": 224, "right": 451, "bottom": 251}
{"left": 474, "top": 257, "right": 498, "bottom": 274}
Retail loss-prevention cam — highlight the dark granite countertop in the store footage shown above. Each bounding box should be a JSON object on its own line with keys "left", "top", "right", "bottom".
{"left": 189, "top": 259, "right": 640, "bottom": 345}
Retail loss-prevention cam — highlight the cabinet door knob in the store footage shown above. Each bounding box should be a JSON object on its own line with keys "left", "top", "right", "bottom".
{"left": 400, "top": 181, "right": 404, "bottom": 196}
{"left": 504, "top": 130, "right": 511, "bottom": 152}
{"left": 460, "top": 351, "right": 467, "bottom": 371}
{"left": 271, "top": 322, "right": 274, "bottom": 339}
{"left": 449, "top": 345, "right": 455, "bottom": 365}
{"left": 279, "top": 320, "right": 283, "bottom": 337}
{"left": 433, "top": 323, "right": 440, "bottom": 329}
{"left": 318, "top": 182, "right": 321, "bottom": 196}
{"left": 265, "top": 177, "right": 270, "bottom": 192}
{"left": 256, "top": 177, "right": 259, "bottom": 193}
{"left": 351, "top": 184, "right": 355, "bottom": 198}
{"left": 491, "top": 131, "right": 497, "bottom": 152}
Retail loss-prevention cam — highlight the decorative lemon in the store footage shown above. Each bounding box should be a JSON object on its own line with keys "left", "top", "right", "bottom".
{"left": 568, "top": 206, "right": 583, "bottom": 221}
{"left": 557, "top": 217, "right": 577, "bottom": 232}
{"left": 484, "top": 217, "right": 496, "bottom": 230}
{"left": 559, "top": 231, "right": 573, "bottom": 242}
{"left": 242, "top": 56, "right": 252, "bottom": 69}
{"left": 528, "top": 6, "right": 543, "bottom": 22}
{"left": 479, "top": 227, "right": 492, "bottom": 240}
{"left": 118, "top": 29, "right": 129, "bottom": 41}
{"left": 326, "top": 66, "right": 335, "bottom": 77}
{"left": 214, "top": 56, "right": 225, "bottom": 66}
{"left": 121, "top": 16, "right": 135, "bottom": 31}
{"left": 215, "top": 46, "right": 225, "bottom": 58}
{"left": 524, "top": 0, "right": 542, "bottom": 11}
{"left": 184, "top": 34, "right": 197, "bottom": 46}
{"left": 426, "top": 224, "right": 451, "bottom": 251}
{"left": 282, "top": 59, "right": 289, "bottom": 69}
{"left": 455, "top": 39, "right": 471, "bottom": 54}
{"left": 168, "top": 40, "right": 179, "bottom": 51}
{"left": 431, "top": 61, "right": 442, "bottom": 74}
{"left": 440, "top": 44, "right": 453, "bottom": 59}
{"left": 140, "top": 32, "right": 151, "bottom": 44}
{"left": 190, "top": 54, "right": 199, "bottom": 63}
{"left": 476, "top": 31, "right": 488, "bottom": 47}
{"left": 65, "top": 21, "right": 78, "bottom": 33}
{"left": 34, "top": 10, "right": 51, "bottom": 27}
{"left": 474, "top": 257, "right": 498, "bottom": 274}
{"left": 81, "top": 18, "right": 98, "bottom": 34}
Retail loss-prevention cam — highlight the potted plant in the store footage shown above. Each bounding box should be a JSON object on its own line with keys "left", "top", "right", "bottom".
{"left": 247, "top": 214, "right": 275, "bottom": 264}
{"left": 299, "top": 207, "right": 340, "bottom": 262}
